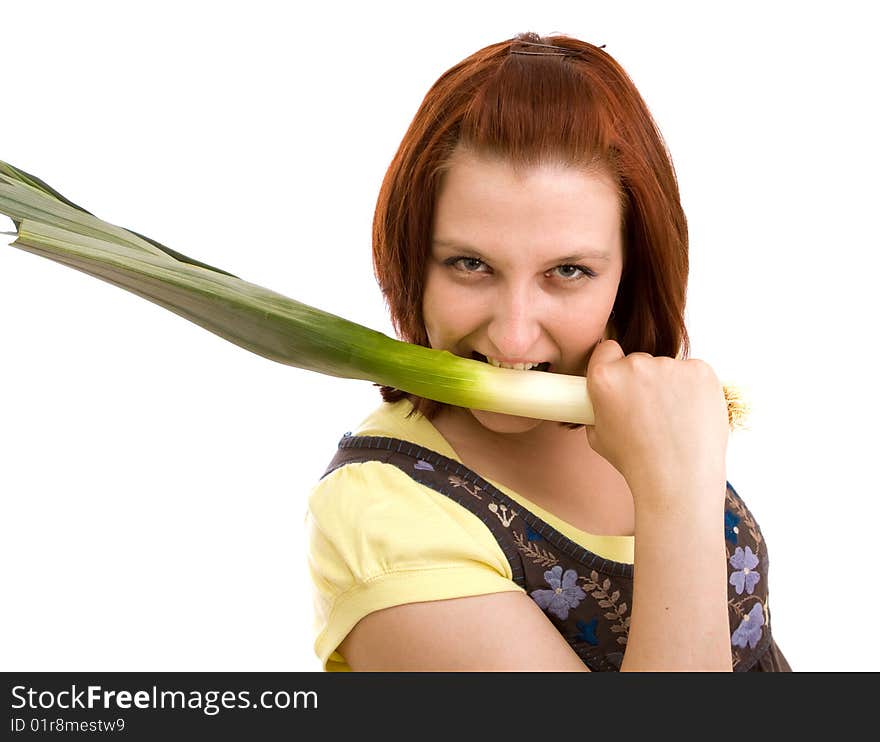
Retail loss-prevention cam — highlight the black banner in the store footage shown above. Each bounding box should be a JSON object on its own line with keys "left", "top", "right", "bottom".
{"left": 2, "top": 671, "right": 848, "bottom": 737}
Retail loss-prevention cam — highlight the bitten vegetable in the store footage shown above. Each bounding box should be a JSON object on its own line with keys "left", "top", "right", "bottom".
{"left": 0, "top": 160, "right": 748, "bottom": 428}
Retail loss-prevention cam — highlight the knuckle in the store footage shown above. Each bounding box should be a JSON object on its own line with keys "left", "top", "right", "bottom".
{"left": 627, "top": 352, "right": 653, "bottom": 372}
{"left": 589, "top": 363, "right": 613, "bottom": 387}
{"left": 688, "top": 359, "right": 723, "bottom": 391}
{"left": 688, "top": 357, "right": 715, "bottom": 377}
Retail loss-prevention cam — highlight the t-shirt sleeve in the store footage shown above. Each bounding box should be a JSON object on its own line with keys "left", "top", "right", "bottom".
{"left": 304, "top": 460, "right": 525, "bottom": 671}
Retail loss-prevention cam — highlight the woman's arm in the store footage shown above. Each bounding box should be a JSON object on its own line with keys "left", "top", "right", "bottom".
{"left": 339, "top": 590, "right": 591, "bottom": 671}
{"left": 584, "top": 340, "right": 734, "bottom": 671}
{"left": 621, "top": 472, "right": 732, "bottom": 671}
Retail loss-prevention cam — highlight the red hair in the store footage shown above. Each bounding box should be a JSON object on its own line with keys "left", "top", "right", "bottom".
{"left": 372, "top": 32, "right": 691, "bottom": 429}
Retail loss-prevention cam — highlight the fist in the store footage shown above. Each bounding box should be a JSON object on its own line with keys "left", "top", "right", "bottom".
{"left": 584, "top": 339, "right": 729, "bottom": 501}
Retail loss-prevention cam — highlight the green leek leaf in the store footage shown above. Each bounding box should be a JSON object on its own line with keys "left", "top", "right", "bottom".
{"left": 1, "top": 160, "right": 599, "bottom": 425}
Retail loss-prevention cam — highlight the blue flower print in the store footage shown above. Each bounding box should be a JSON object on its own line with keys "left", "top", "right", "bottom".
{"left": 725, "top": 510, "right": 740, "bottom": 544}
{"left": 530, "top": 565, "right": 586, "bottom": 621}
{"left": 526, "top": 523, "right": 544, "bottom": 542}
{"left": 413, "top": 459, "right": 434, "bottom": 471}
{"left": 731, "top": 602, "right": 764, "bottom": 649}
{"left": 576, "top": 617, "right": 600, "bottom": 646}
{"left": 729, "top": 546, "right": 761, "bottom": 595}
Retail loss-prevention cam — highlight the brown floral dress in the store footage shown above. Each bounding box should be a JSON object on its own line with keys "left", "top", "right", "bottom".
{"left": 322, "top": 433, "right": 791, "bottom": 672}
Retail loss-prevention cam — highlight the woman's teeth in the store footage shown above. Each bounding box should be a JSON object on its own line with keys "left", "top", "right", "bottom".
{"left": 471, "top": 352, "right": 549, "bottom": 371}
{"left": 487, "top": 358, "right": 540, "bottom": 370}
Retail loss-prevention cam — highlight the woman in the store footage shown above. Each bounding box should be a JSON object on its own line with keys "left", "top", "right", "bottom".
{"left": 305, "top": 32, "right": 790, "bottom": 671}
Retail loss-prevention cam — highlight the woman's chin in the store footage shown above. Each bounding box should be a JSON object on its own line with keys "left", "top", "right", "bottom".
{"left": 468, "top": 408, "right": 544, "bottom": 434}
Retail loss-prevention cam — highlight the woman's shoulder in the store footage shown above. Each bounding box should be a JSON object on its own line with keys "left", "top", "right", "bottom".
{"left": 308, "top": 456, "right": 426, "bottom": 519}
{"left": 305, "top": 449, "right": 524, "bottom": 671}
{"left": 306, "top": 456, "right": 514, "bottom": 575}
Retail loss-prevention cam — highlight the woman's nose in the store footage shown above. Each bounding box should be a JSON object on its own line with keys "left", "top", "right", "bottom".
{"left": 486, "top": 288, "right": 543, "bottom": 359}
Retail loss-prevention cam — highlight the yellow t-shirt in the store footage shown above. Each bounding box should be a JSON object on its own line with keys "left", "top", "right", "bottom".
{"left": 305, "top": 398, "right": 635, "bottom": 672}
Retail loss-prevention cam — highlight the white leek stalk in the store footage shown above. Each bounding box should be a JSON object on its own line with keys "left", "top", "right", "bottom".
{"left": 0, "top": 160, "right": 748, "bottom": 429}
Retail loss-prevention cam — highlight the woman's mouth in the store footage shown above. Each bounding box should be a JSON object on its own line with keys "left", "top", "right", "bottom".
{"left": 471, "top": 351, "right": 552, "bottom": 372}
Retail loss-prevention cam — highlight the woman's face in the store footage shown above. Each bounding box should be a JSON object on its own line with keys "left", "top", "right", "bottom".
{"left": 423, "top": 148, "right": 624, "bottom": 435}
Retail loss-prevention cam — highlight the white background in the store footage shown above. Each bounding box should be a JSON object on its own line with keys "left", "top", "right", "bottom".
{"left": 2, "top": 0, "right": 877, "bottom": 672}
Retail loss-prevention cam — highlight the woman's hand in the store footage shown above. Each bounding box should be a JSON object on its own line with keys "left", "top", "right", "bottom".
{"left": 584, "top": 339, "right": 729, "bottom": 508}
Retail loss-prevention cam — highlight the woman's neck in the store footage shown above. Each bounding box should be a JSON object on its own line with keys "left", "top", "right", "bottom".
{"left": 431, "top": 405, "right": 593, "bottom": 468}
{"left": 429, "top": 404, "right": 635, "bottom": 537}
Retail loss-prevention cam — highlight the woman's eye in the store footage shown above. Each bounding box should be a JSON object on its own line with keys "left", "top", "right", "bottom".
{"left": 552, "top": 264, "right": 596, "bottom": 280}
{"left": 447, "top": 257, "right": 488, "bottom": 273}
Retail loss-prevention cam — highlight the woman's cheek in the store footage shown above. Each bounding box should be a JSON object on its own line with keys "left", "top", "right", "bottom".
{"left": 425, "top": 299, "right": 478, "bottom": 349}
{"left": 437, "top": 286, "right": 487, "bottom": 331}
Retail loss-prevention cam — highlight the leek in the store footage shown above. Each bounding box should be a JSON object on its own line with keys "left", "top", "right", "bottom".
{"left": 0, "top": 160, "right": 748, "bottom": 429}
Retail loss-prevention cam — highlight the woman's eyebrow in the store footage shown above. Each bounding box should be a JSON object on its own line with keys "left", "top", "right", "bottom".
{"left": 431, "top": 238, "right": 611, "bottom": 262}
